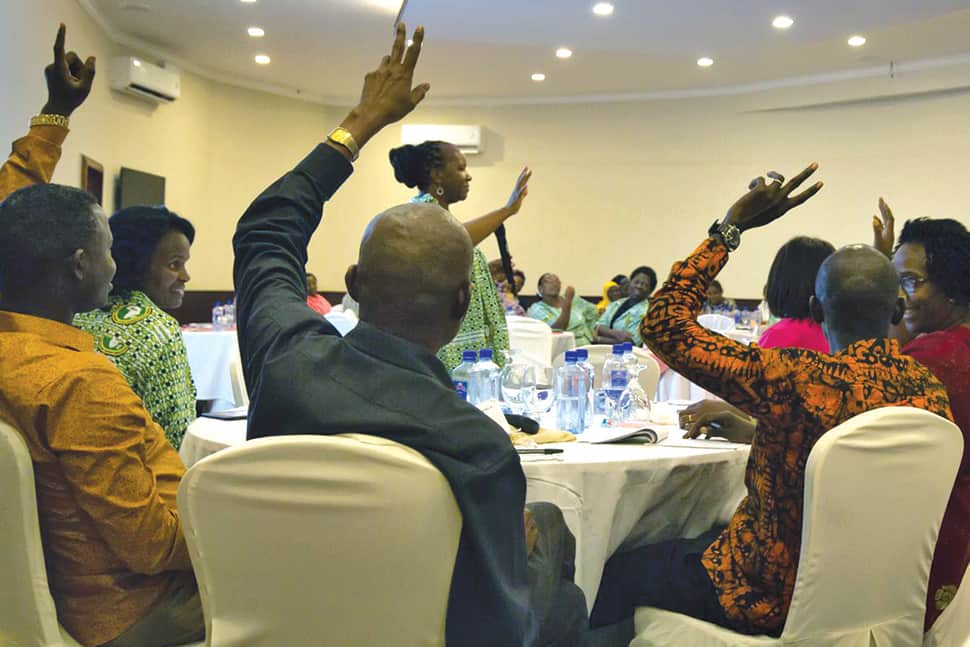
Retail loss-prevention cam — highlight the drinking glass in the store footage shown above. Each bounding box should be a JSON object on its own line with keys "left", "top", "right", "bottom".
{"left": 500, "top": 351, "right": 537, "bottom": 414}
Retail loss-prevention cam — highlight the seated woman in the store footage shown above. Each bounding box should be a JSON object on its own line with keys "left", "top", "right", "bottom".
{"left": 757, "top": 237, "right": 835, "bottom": 353}
{"left": 489, "top": 258, "right": 525, "bottom": 316}
{"left": 875, "top": 209, "right": 970, "bottom": 629}
{"left": 74, "top": 206, "right": 197, "bottom": 449}
{"left": 305, "top": 272, "right": 332, "bottom": 315}
{"left": 702, "top": 280, "right": 736, "bottom": 313}
{"left": 595, "top": 266, "right": 656, "bottom": 345}
{"left": 527, "top": 273, "right": 599, "bottom": 346}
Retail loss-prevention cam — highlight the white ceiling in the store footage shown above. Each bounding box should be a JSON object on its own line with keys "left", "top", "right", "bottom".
{"left": 82, "top": 0, "right": 970, "bottom": 105}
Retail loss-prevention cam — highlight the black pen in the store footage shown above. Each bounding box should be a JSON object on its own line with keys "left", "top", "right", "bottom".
{"left": 516, "top": 448, "right": 564, "bottom": 455}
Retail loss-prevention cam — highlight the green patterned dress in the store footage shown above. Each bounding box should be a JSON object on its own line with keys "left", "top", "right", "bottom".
{"left": 74, "top": 290, "right": 197, "bottom": 449}
{"left": 597, "top": 297, "right": 650, "bottom": 346}
{"left": 527, "top": 297, "right": 600, "bottom": 346}
{"left": 411, "top": 193, "right": 510, "bottom": 372}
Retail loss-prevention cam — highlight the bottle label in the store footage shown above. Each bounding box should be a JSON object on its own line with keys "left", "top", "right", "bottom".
{"left": 453, "top": 380, "right": 469, "bottom": 401}
{"left": 610, "top": 370, "right": 628, "bottom": 388}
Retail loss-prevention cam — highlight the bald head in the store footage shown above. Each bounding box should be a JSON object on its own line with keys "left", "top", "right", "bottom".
{"left": 812, "top": 244, "right": 902, "bottom": 349}
{"left": 347, "top": 203, "right": 473, "bottom": 351}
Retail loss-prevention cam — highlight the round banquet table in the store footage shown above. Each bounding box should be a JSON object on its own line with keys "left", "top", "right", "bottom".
{"left": 180, "top": 416, "right": 748, "bottom": 610}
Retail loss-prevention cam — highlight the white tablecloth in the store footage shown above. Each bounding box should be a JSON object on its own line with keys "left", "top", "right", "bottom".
{"left": 181, "top": 328, "right": 239, "bottom": 407}
{"left": 180, "top": 416, "right": 748, "bottom": 610}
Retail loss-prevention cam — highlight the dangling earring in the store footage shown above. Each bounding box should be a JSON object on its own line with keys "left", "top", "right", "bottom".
{"left": 435, "top": 185, "right": 445, "bottom": 196}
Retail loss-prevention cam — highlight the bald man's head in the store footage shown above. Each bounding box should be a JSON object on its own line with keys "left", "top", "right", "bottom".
{"left": 811, "top": 244, "right": 903, "bottom": 349}
{"left": 346, "top": 203, "right": 473, "bottom": 351}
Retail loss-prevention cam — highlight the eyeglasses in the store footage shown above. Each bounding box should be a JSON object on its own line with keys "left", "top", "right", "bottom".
{"left": 899, "top": 275, "right": 929, "bottom": 295}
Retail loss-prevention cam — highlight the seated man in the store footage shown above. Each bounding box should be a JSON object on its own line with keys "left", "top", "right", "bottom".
{"left": 0, "top": 27, "right": 203, "bottom": 647}
{"left": 233, "top": 25, "right": 586, "bottom": 646}
{"left": 590, "top": 164, "right": 953, "bottom": 637}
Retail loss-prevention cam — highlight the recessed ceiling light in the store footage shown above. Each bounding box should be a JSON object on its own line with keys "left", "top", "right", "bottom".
{"left": 247, "top": 26, "right": 265, "bottom": 37}
{"left": 772, "top": 15, "right": 794, "bottom": 29}
{"left": 239, "top": 0, "right": 257, "bottom": 3}
{"left": 531, "top": 73, "right": 546, "bottom": 82}
{"left": 592, "top": 3, "right": 614, "bottom": 16}
{"left": 697, "top": 57, "right": 714, "bottom": 67}
{"left": 556, "top": 47, "right": 573, "bottom": 59}
{"left": 254, "top": 54, "right": 271, "bottom": 65}
{"left": 132, "top": 59, "right": 142, "bottom": 67}
{"left": 847, "top": 35, "right": 867, "bottom": 47}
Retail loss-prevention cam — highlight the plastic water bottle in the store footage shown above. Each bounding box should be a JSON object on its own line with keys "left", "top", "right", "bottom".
{"left": 451, "top": 351, "right": 478, "bottom": 402}
{"left": 622, "top": 342, "right": 638, "bottom": 373}
{"left": 224, "top": 299, "right": 235, "bottom": 327}
{"left": 555, "top": 351, "right": 588, "bottom": 434}
{"left": 211, "top": 301, "right": 224, "bottom": 330}
{"left": 575, "top": 349, "right": 595, "bottom": 389}
{"left": 602, "top": 344, "right": 629, "bottom": 404}
{"left": 472, "top": 349, "right": 501, "bottom": 404}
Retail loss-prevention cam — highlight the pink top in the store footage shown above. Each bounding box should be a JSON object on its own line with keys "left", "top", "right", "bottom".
{"left": 306, "top": 293, "right": 332, "bottom": 316}
{"left": 757, "top": 317, "right": 829, "bottom": 353}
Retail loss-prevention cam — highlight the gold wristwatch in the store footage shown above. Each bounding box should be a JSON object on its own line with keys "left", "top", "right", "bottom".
{"left": 326, "top": 127, "right": 359, "bottom": 162}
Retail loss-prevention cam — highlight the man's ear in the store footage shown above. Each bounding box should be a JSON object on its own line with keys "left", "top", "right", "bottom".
{"left": 809, "top": 296, "right": 824, "bottom": 324}
{"left": 344, "top": 265, "right": 359, "bottom": 301}
{"left": 453, "top": 279, "right": 472, "bottom": 320}
{"left": 891, "top": 297, "right": 905, "bottom": 325}
{"left": 68, "top": 248, "right": 86, "bottom": 282}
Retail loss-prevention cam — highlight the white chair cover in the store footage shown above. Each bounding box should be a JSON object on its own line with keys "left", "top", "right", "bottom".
{"left": 697, "top": 314, "right": 736, "bottom": 333}
{"left": 924, "top": 564, "right": 970, "bottom": 647}
{"left": 178, "top": 434, "right": 462, "bottom": 647}
{"left": 0, "top": 420, "right": 202, "bottom": 647}
{"left": 507, "top": 315, "right": 554, "bottom": 368}
{"left": 632, "top": 406, "right": 963, "bottom": 647}
{"left": 228, "top": 351, "right": 249, "bottom": 408}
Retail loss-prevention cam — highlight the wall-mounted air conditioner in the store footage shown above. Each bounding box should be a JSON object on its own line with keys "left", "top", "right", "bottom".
{"left": 109, "top": 57, "right": 180, "bottom": 104}
{"left": 401, "top": 124, "right": 483, "bottom": 154}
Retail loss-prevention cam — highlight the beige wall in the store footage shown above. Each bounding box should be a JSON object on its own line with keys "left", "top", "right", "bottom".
{"left": 4, "top": 1, "right": 970, "bottom": 297}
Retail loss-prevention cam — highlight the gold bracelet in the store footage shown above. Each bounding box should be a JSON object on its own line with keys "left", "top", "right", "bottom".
{"left": 30, "top": 113, "right": 70, "bottom": 129}
{"left": 327, "top": 127, "right": 359, "bottom": 162}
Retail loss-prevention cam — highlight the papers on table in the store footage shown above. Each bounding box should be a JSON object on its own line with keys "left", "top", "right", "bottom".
{"left": 579, "top": 422, "right": 677, "bottom": 444}
{"left": 201, "top": 406, "right": 248, "bottom": 421}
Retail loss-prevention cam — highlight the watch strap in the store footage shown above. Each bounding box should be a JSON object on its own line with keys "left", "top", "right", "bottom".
{"left": 327, "top": 127, "right": 359, "bottom": 162}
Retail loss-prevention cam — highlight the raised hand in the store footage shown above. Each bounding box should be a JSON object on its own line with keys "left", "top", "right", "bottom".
{"left": 872, "top": 197, "right": 895, "bottom": 258}
{"left": 723, "top": 163, "right": 823, "bottom": 232}
{"left": 343, "top": 23, "right": 429, "bottom": 148}
{"left": 564, "top": 286, "right": 575, "bottom": 302}
{"left": 42, "top": 24, "right": 96, "bottom": 117}
{"left": 505, "top": 167, "right": 532, "bottom": 215}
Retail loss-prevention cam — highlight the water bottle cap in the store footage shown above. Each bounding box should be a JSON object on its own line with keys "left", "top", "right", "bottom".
{"left": 623, "top": 342, "right": 633, "bottom": 352}
{"left": 612, "top": 345, "right": 624, "bottom": 354}
{"left": 478, "top": 349, "right": 493, "bottom": 360}
{"left": 576, "top": 349, "right": 589, "bottom": 360}
{"left": 461, "top": 350, "right": 478, "bottom": 362}
{"left": 564, "top": 351, "right": 578, "bottom": 363}
{"left": 214, "top": 301, "right": 221, "bottom": 306}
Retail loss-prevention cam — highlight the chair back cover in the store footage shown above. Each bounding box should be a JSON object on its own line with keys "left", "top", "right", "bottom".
{"left": 0, "top": 419, "right": 84, "bottom": 647}
{"left": 507, "top": 315, "right": 554, "bottom": 368}
{"left": 228, "top": 351, "right": 249, "bottom": 408}
{"left": 178, "top": 433, "right": 462, "bottom": 647}
{"left": 780, "top": 407, "right": 962, "bottom": 645}
{"left": 924, "top": 564, "right": 970, "bottom": 646}
{"left": 697, "top": 314, "right": 736, "bottom": 333}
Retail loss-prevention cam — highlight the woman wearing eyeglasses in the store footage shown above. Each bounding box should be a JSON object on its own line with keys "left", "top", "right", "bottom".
{"left": 874, "top": 201, "right": 970, "bottom": 631}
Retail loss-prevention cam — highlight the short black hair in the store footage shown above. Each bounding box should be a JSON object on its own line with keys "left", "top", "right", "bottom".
{"left": 611, "top": 274, "right": 628, "bottom": 285}
{"left": 765, "top": 236, "right": 835, "bottom": 319}
{"left": 897, "top": 218, "right": 970, "bottom": 307}
{"left": 0, "top": 184, "right": 99, "bottom": 294}
{"left": 109, "top": 205, "right": 195, "bottom": 295}
{"left": 629, "top": 266, "right": 657, "bottom": 292}
{"left": 388, "top": 141, "right": 448, "bottom": 190}
{"left": 709, "top": 280, "right": 723, "bottom": 292}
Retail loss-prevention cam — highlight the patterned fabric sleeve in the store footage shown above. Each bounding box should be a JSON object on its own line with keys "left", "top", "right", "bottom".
{"left": 0, "top": 125, "right": 67, "bottom": 200}
{"left": 476, "top": 248, "right": 510, "bottom": 366}
{"left": 526, "top": 300, "right": 557, "bottom": 326}
{"left": 642, "top": 237, "right": 796, "bottom": 427}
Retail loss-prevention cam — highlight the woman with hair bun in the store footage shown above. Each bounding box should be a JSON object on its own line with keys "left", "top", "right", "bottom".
{"left": 389, "top": 140, "right": 531, "bottom": 370}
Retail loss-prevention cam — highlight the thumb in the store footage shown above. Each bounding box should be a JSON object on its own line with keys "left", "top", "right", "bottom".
{"left": 410, "top": 83, "right": 430, "bottom": 105}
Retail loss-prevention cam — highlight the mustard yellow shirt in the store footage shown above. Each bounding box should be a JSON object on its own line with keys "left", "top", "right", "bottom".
{"left": 0, "top": 311, "right": 193, "bottom": 646}
{"left": 0, "top": 123, "right": 67, "bottom": 200}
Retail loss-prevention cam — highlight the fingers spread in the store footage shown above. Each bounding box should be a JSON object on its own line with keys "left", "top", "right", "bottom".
{"left": 787, "top": 181, "right": 824, "bottom": 208}
{"left": 780, "top": 162, "right": 818, "bottom": 196}
{"left": 402, "top": 25, "right": 424, "bottom": 70}
{"left": 389, "top": 22, "right": 406, "bottom": 65}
